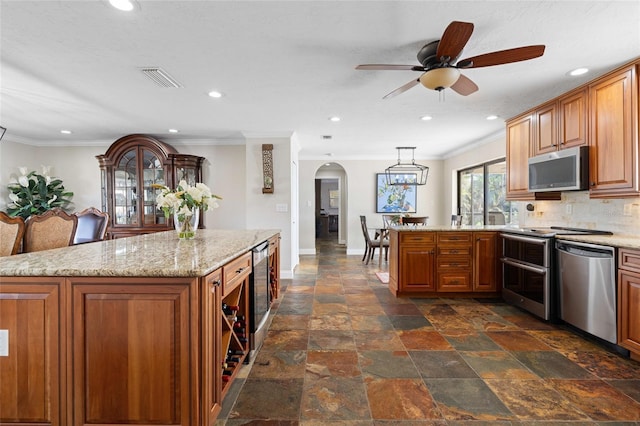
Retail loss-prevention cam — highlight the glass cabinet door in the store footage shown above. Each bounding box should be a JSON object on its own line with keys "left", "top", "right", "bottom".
{"left": 175, "top": 166, "right": 197, "bottom": 185}
{"left": 142, "top": 149, "right": 165, "bottom": 225}
{"left": 114, "top": 149, "right": 138, "bottom": 225}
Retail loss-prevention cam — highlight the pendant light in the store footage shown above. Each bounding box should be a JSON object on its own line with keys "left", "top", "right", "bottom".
{"left": 385, "top": 147, "right": 429, "bottom": 186}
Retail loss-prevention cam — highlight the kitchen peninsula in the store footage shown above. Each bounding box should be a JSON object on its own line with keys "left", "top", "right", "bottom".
{"left": 388, "top": 225, "right": 504, "bottom": 298}
{"left": 0, "top": 229, "right": 280, "bottom": 426}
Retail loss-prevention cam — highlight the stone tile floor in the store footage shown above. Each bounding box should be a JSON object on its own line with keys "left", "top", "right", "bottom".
{"left": 217, "top": 237, "right": 640, "bottom": 425}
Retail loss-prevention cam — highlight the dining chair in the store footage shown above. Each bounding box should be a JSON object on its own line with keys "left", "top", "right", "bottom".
{"left": 0, "top": 212, "right": 26, "bottom": 256}
{"left": 23, "top": 208, "right": 78, "bottom": 253}
{"left": 401, "top": 216, "right": 428, "bottom": 225}
{"left": 73, "top": 207, "right": 109, "bottom": 244}
{"left": 359, "top": 215, "right": 389, "bottom": 265}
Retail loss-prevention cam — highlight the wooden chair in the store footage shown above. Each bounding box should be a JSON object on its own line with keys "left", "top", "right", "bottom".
{"left": 0, "top": 212, "right": 26, "bottom": 256}
{"left": 73, "top": 207, "right": 109, "bottom": 244}
{"left": 23, "top": 208, "right": 78, "bottom": 253}
{"left": 359, "top": 215, "right": 389, "bottom": 265}
{"left": 401, "top": 216, "right": 428, "bottom": 225}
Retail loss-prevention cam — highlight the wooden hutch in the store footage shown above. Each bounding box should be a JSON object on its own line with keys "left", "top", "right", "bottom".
{"left": 97, "top": 134, "right": 204, "bottom": 239}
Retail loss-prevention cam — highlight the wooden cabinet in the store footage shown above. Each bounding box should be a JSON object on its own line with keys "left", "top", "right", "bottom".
{"left": 0, "top": 278, "right": 65, "bottom": 426}
{"left": 97, "top": 134, "right": 204, "bottom": 239}
{"left": 531, "top": 89, "right": 588, "bottom": 156}
{"left": 506, "top": 113, "right": 533, "bottom": 200}
{"left": 203, "top": 269, "right": 223, "bottom": 424}
{"left": 559, "top": 88, "right": 588, "bottom": 149}
{"left": 532, "top": 101, "right": 558, "bottom": 155}
{"left": 396, "top": 233, "right": 436, "bottom": 294}
{"left": 618, "top": 248, "right": 640, "bottom": 361}
{"left": 389, "top": 230, "right": 501, "bottom": 297}
{"left": 589, "top": 65, "right": 639, "bottom": 197}
{"left": 437, "top": 232, "right": 472, "bottom": 292}
{"left": 69, "top": 277, "right": 196, "bottom": 426}
{"left": 473, "top": 232, "right": 499, "bottom": 292}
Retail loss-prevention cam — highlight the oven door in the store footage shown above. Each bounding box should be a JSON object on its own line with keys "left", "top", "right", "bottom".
{"left": 500, "top": 233, "right": 554, "bottom": 320}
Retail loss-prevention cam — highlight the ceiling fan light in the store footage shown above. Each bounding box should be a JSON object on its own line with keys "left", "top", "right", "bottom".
{"left": 419, "top": 68, "right": 461, "bottom": 91}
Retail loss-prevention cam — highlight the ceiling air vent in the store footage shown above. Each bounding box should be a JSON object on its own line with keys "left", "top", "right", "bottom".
{"left": 139, "top": 67, "right": 183, "bottom": 88}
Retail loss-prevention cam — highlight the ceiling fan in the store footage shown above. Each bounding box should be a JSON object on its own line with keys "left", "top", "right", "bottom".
{"left": 356, "top": 21, "right": 545, "bottom": 98}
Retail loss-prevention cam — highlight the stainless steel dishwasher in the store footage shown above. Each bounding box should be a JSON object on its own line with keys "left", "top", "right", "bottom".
{"left": 556, "top": 240, "right": 616, "bottom": 343}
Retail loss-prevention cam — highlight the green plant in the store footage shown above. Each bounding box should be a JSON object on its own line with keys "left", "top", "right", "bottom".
{"left": 6, "top": 167, "right": 74, "bottom": 219}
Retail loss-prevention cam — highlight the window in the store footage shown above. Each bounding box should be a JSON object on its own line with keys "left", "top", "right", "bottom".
{"left": 458, "top": 159, "right": 516, "bottom": 226}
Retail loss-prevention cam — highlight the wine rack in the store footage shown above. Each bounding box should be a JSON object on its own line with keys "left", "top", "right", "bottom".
{"left": 220, "top": 252, "right": 251, "bottom": 395}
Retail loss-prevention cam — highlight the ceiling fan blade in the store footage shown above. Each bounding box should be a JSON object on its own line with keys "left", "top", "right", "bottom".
{"left": 457, "top": 45, "right": 546, "bottom": 68}
{"left": 383, "top": 79, "right": 420, "bottom": 99}
{"left": 450, "top": 74, "right": 478, "bottom": 96}
{"left": 436, "top": 21, "right": 474, "bottom": 64}
{"left": 356, "top": 64, "right": 425, "bottom": 71}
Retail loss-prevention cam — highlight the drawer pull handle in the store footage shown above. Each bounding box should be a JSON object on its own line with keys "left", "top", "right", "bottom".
{"left": 451, "top": 250, "right": 459, "bottom": 254}
{"left": 211, "top": 279, "right": 221, "bottom": 290}
{"left": 236, "top": 267, "right": 245, "bottom": 274}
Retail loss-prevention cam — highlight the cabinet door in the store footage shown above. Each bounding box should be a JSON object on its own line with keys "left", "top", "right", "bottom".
{"left": 268, "top": 235, "right": 280, "bottom": 300}
{"left": 203, "top": 270, "right": 223, "bottom": 424}
{"left": 589, "top": 65, "right": 639, "bottom": 197}
{"left": 0, "top": 278, "right": 64, "bottom": 426}
{"left": 559, "top": 88, "right": 588, "bottom": 149}
{"left": 618, "top": 270, "right": 640, "bottom": 357}
{"left": 532, "top": 102, "right": 558, "bottom": 156}
{"left": 473, "top": 232, "right": 498, "bottom": 292}
{"left": 70, "top": 277, "right": 195, "bottom": 426}
{"left": 506, "top": 113, "right": 534, "bottom": 199}
{"left": 400, "top": 245, "right": 436, "bottom": 291}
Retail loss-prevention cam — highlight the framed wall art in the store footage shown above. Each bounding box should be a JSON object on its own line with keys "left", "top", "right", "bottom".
{"left": 376, "top": 173, "right": 417, "bottom": 213}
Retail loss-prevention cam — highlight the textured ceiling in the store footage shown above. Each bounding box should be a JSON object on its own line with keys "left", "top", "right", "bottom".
{"left": 1, "top": 1, "right": 639, "bottom": 160}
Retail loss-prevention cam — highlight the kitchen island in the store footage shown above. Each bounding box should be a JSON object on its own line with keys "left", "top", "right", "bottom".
{"left": 388, "top": 225, "right": 505, "bottom": 298}
{"left": 0, "top": 229, "right": 280, "bottom": 426}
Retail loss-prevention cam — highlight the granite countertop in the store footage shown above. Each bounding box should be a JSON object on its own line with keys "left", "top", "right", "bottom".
{"left": 389, "top": 225, "right": 507, "bottom": 232}
{"left": 555, "top": 233, "right": 640, "bottom": 250}
{"left": 0, "top": 229, "right": 280, "bottom": 278}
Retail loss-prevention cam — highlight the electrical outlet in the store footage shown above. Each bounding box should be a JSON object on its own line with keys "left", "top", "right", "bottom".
{"left": 566, "top": 204, "right": 573, "bottom": 215}
{"left": 624, "top": 203, "right": 633, "bottom": 216}
{"left": 0, "top": 330, "right": 8, "bottom": 357}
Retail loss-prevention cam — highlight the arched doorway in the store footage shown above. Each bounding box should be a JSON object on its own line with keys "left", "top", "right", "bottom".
{"left": 314, "top": 163, "right": 347, "bottom": 245}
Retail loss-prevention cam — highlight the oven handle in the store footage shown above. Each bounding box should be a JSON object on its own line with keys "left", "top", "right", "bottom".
{"left": 500, "top": 257, "right": 547, "bottom": 275}
{"left": 500, "top": 233, "right": 550, "bottom": 246}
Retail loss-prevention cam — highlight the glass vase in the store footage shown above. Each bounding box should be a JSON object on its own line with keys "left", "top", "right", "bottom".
{"left": 174, "top": 207, "right": 199, "bottom": 239}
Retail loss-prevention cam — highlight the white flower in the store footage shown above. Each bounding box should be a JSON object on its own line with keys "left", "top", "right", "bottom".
{"left": 186, "top": 185, "right": 203, "bottom": 203}
{"left": 9, "top": 193, "right": 20, "bottom": 203}
{"left": 195, "top": 182, "right": 212, "bottom": 199}
{"left": 41, "top": 165, "right": 51, "bottom": 176}
{"left": 19, "top": 166, "right": 28, "bottom": 175}
{"left": 177, "top": 204, "right": 193, "bottom": 217}
{"left": 18, "top": 175, "right": 29, "bottom": 187}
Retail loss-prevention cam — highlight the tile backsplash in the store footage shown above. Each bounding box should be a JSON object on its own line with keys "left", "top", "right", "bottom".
{"left": 520, "top": 191, "right": 640, "bottom": 235}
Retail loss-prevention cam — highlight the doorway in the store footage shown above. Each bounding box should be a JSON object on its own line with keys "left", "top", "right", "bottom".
{"left": 314, "top": 163, "right": 346, "bottom": 244}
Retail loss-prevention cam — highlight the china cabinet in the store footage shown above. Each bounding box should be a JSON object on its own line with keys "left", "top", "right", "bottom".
{"left": 97, "top": 134, "right": 204, "bottom": 239}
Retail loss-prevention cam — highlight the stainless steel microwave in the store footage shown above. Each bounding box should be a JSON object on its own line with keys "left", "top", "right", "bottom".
{"left": 528, "top": 146, "right": 589, "bottom": 192}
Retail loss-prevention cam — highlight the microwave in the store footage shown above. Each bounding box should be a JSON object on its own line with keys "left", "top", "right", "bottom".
{"left": 528, "top": 146, "right": 589, "bottom": 192}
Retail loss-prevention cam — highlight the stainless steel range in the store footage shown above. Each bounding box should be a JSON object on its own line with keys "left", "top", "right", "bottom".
{"left": 500, "top": 226, "right": 612, "bottom": 320}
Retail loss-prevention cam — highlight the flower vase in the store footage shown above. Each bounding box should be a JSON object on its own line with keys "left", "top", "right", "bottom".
{"left": 174, "top": 207, "right": 199, "bottom": 239}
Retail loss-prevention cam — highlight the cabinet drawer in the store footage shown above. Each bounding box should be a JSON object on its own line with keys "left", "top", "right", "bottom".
{"left": 437, "top": 232, "right": 472, "bottom": 243}
{"left": 620, "top": 248, "right": 640, "bottom": 273}
{"left": 268, "top": 236, "right": 279, "bottom": 256}
{"left": 437, "top": 272, "right": 472, "bottom": 292}
{"left": 223, "top": 252, "right": 252, "bottom": 296}
{"left": 438, "top": 246, "right": 472, "bottom": 256}
{"left": 437, "top": 257, "right": 472, "bottom": 269}
{"left": 400, "top": 233, "right": 436, "bottom": 244}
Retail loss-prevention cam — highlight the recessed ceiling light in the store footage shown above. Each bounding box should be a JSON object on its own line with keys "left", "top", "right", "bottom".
{"left": 568, "top": 67, "right": 589, "bottom": 76}
{"left": 420, "top": 115, "right": 433, "bottom": 121}
{"left": 168, "top": 129, "right": 179, "bottom": 133}
{"left": 486, "top": 115, "right": 499, "bottom": 120}
{"left": 208, "top": 90, "right": 223, "bottom": 98}
{"left": 329, "top": 116, "right": 341, "bottom": 122}
{"left": 60, "top": 130, "right": 72, "bottom": 134}
{"left": 109, "top": 0, "right": 134, "bottom": 11}
{"left": 325, "top": 163, "right": 332, "bottom": 166}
